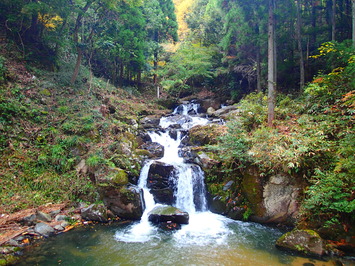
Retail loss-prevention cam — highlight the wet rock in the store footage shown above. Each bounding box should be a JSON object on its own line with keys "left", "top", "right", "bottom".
{"left": 36, "top": 211, "right": 52, "bottom": 222}
{"left": 81, "top": 204, "right": 109, "bottom": 222}
{"left": 209, "top": 196, "right": 227, "bottom": 215}
{"left": 276, "top": 229, "right": 325, "bottom": 257}
{"left": 148, "top": 205, "right": 189, "bottom": 225}
{"left": 140, "top": 142, "right": 164, "bottom": 159}
{"left": 101, "top": 184, "right": 145, "bottom": 220}
{"left": 140, "top": 115, "right": 161, "bottom": 129}
{"left": 161, "top": 114, "right": 192, "bottom": 128}
{"left": 34, "top": 223, "right": 55, "bottom": 237}
{"left": 147, "top": 161, "right": 177, "bottom": 205}
{"left": 227, "top": 206, "right": 245, "bottom": 220}
{"left": 158, "top": 221, "right": 182, "bottom": 230}
{"left": 179, "top": 147, "right": 197, "bottom": 164}
{"left": 194, "top": 152, "right": 219, "bottom": 169}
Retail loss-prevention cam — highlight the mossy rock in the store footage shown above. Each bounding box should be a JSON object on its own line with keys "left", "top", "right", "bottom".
{"left": 0, "top": 254, "right": 19, "bottom": 266}
{"left": 188, "top": 124, "right": 227, "bottom": 146}
{"left": 240, "top": 167, "right": 265, "bottom": 217}
{"left": 276, "top": 229, "right": 325, "bottom": 256}
{"left": 112, "top": 169, "right": 129, "bottom": 185}
{"left": 39, "top": 88, "right": 51, "bottom": 96}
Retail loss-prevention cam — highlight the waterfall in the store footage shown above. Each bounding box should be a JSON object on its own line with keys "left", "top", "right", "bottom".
{"left": 115, "top": 101, "right": 230, "bottom": 243}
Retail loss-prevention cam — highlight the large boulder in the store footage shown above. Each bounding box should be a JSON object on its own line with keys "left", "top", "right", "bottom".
{"left": 241, "top": 168, "right": 302, "bottom": 225}
{"left": 262, "top": 174, "right": 300, "bottom": 224}
{"left": 81, "top": 204, "right": 110, "bottom": 222}
{"left": 147, "top": 161, "right": 177, "bottom": 205}
{"left": 148, "top": 205, "right": 189, "bottom": 225}
{"left": 100, "top": 184, "right": 145, "bottom": 220}
{"left": 276, "top": 229, "right": 325, "bottom": 257}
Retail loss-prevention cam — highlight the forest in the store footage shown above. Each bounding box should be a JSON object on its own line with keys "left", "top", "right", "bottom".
{"left": 0, "top": 0, "right": 354, "bottom": 264}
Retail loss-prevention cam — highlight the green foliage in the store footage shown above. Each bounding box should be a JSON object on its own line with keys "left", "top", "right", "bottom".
{"left": 236, "top": 92, "right": 267, "bottom": 131}
{"left": 0, "top": 56, "right": 6, "bottom": 83}
{"left": 303, "top": 169, "right": 355, "bottom": 224}
{"left": 209, "top": 120, "right": 250, "bottom": 169}
{"left": 159, "top": 42, "right": 216, "bottom": 95}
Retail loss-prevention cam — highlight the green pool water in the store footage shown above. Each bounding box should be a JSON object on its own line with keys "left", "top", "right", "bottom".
{"left": 17, "top": 213, "right": 340, "bottom": 266}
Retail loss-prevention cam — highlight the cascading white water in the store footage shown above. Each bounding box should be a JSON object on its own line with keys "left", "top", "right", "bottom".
{"left": 115, "top": 101, "right": 231, "bottom": 243}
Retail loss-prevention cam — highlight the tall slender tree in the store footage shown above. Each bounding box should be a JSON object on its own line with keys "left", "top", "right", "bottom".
{"left": 267, "top": 0, "right": 276, "bottom": 127}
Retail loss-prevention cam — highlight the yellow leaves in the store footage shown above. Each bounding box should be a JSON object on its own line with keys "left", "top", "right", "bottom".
{"left": 309, "top": 42, "right": 336, "bottom": 59}
{"left": 38, "top": 13, "right": 63, "bottom": 30}
{"left": 348, "top": 55, "right": 355, "bottom": 64}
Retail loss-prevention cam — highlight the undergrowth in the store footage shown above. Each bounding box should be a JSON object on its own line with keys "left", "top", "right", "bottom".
{"left": 0, "top": 50, "right": 161, "bottom": 213}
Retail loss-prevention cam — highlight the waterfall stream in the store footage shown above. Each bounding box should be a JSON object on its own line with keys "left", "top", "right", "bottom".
{"left": 115, "top": 101, "right": 227, "bottom": 243}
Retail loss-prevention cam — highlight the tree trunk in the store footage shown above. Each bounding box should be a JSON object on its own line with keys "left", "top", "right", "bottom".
{"left": 153, "top": 51, "right": 158, "bottom": 85}
{"left": 332, "top": 0, "right": 336, "bottom": 41}
{"left": 71, "top": 48, "right": 83, "bottom": 84}
{"left": 311, "top": 1, "right": 317, "bottom": 48}
{"left": 268, "top": 0, "right": 276, "bottom": 127}
{"left": 70, "top": 1, "right": 93, "bottom": 84}
{"left": 256, "top": 48, "right": 262, "bottom": 92}
{"left": 296, "top": 0, "right": 305, "bottom": 90}
{"left": 352, "top": 0, "right": 355, "bottom": 46}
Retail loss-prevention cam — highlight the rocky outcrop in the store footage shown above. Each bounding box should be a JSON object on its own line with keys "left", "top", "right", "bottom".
{"left": 147, "top": 161, "right": 177, "bottom": 205}
{"left": 276, "top": 229, "right": 325, "bottom": 257}
{"left": 100, "top": 184, "right": 145, "bottom": 220}
{"left": 148, "top": 205, "right": 189, "bottom": 225}
{"left": 262, "top": 174, "right": 300, "bottom": 224}
{"left": 240, "top": 168, "right": 302, "bottom": 225}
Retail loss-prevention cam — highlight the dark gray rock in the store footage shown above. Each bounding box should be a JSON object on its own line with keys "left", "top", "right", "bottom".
{"left": 21, "top": 214, "right": 37, "bottom": 226}
{"left": 101, "top": 184, "right": 145, "bottom": 220}
{"left": 34, "top": 223, "right": 55, "bottom": 237}
{"left": 147, "top": 161, "right": 177, "bottom": 205}
{"left": 140, "top": 142, "right": 164, "bottom": 159}
{"left": 140, "top": 115, "right": 161, "bottom": 129}
{"left": 81, "top": 204, "right": 109, "bottom": 222}
{"left": 148, "top": 205, "right": 189, "bottom": 225}
{"left": 209, "top": 196, "right": 227, "bottom": 215}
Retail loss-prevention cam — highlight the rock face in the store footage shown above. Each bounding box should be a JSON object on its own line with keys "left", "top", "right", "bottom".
{"left": 148, "top": 205, "right": 189, "bottom": 225}
{"left": 262, "top": 174, "right": 300, "bottom": 224}
{"left": 241, "top": 168, "right": 301, "bottom": 225}
{"left": 100, "top": 184, "right": 145, "bottom": 220}
{"left": 276, "top": 229, "right": 325, "bottom": 256}
{"left": 147, "top": 161, "right": 177, "bottom": 205}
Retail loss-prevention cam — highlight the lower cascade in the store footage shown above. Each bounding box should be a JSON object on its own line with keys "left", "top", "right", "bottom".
{"left": 115, "top": 101, "right": 231, "bottom": 243}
